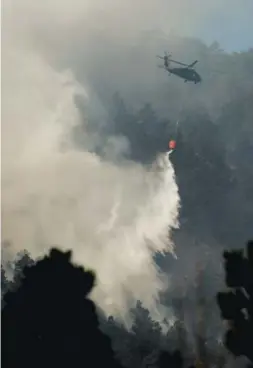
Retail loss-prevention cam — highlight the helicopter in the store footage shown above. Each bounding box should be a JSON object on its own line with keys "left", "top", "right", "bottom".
{"left": 157, "top": 51, "right": 202, "bottom": 84}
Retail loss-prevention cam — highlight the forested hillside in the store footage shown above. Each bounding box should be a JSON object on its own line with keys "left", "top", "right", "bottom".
{"left": 2, "top": 241, "right": 253, "bottom": 367}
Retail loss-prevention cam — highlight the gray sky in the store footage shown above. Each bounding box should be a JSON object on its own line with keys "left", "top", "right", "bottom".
{"left": 158, "top": 0, "right": 253, "bottom": 51}
{"left": 195, "top": 0, "right": 253, "bottom": 51}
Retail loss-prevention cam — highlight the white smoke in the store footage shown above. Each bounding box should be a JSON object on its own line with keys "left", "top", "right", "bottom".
{"left": 2, "top": 0, "right": 180, "bottom": 320}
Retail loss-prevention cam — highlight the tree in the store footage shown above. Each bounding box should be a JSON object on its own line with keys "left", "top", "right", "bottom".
{"left": 1, "top": 250, "right": 35, "bottom": 301}
{"left": 217, "top": 240, "right": 253, "bottom": 366}
{"left": 1, "top": 266, "right": 9, "bottom": 302}
{"left": 2, "top": 247, "right": 122, "bottom": 368}
{"left": 100, "top": 315, "right": 135, "bottom": 367}
{"left": 131, "top": 301, "right": 163, "bottom": 349}
{"left": 12, "top": 250, "right": 35, "bottom": 288}
{"left": 157, "top": 350, "right": 183, "bottom": 368}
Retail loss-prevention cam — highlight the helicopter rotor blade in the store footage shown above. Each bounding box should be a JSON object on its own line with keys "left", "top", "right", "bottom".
{"left": 168, "top": 59, "right": 189, "bottom": 66}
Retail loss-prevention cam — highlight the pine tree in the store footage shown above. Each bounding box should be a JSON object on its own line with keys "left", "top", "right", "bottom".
{"left": 217, "top": 240, "right": 253, "bottom": 365}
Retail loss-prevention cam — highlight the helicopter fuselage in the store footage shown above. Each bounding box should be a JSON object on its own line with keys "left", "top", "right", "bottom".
{"left": 167, "top": 66, "right": 201, "bottom": 83}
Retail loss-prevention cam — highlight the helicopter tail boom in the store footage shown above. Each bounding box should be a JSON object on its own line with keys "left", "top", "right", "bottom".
{"left": 188, "top": 60, "right": 198, "bottom": 68}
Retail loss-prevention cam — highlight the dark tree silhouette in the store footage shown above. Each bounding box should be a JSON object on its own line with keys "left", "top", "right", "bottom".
{"left": 157, "top": 350, "right": 184, "bottom": 368}
{"left": 217, "top": 240, "right": 253, "bottom": 365}
{"left": 1, "top": 247, "right": 122, "bottom": 368}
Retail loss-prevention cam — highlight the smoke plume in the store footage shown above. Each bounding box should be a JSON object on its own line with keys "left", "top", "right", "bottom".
{"left": 2, "top": 0, "right": 180, "bottom": 320}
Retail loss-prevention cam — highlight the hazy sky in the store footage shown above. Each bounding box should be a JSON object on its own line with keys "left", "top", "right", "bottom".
{"left": 158, "top": 0, "right": 253, "bottom": 52}
{"left": 196, "top": 1, "right": 253, "bottom": 51}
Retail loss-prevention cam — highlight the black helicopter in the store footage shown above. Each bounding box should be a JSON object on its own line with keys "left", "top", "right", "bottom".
{"left": 157, "top": 52, "right": 202, "bottom": 84}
